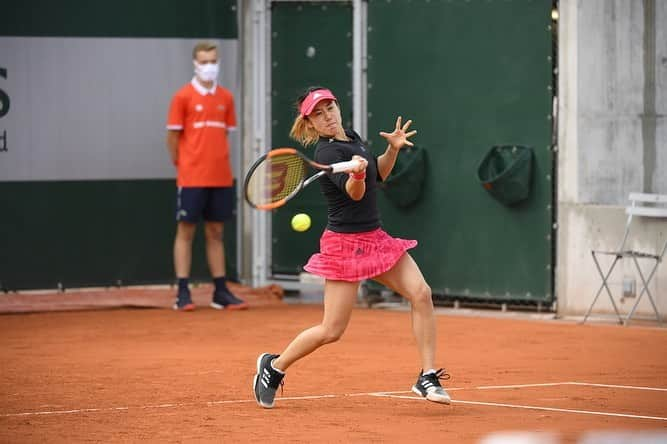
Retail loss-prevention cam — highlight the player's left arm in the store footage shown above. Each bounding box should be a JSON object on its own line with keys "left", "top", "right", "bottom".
{"left": 226, "top": 93, "right": 237, "bottom": 132}
{"left": 376, "top": 116, "right": 416, "bottom": 181}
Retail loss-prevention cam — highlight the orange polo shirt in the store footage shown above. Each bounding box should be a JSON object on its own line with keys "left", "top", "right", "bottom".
{"left": 166, "top": 79, "right": 237, "bottom": 187}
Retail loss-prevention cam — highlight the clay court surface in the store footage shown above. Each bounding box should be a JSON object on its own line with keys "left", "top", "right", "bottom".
{"left": 1, "top": 288, "right": 666, "bottom": 443}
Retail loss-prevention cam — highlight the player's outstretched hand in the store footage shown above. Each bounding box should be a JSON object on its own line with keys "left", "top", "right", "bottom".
{"left": 379, "top": 116, "right": 417, "bottom": 151}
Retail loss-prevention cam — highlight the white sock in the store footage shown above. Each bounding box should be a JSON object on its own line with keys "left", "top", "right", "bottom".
{"left": 423, "top": 369, "right": 437, "bottom": 376}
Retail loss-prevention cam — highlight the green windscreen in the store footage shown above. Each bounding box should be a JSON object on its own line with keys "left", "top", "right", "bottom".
{"left": 2, "top": 0, "right": 238, "bottom": 38}
{"left": 367, "top": 0, "right": 554, "bottom": 302}
{"left": 0, "top": 180, "right": 237, "bottom": 291}
{"left": 270, "top": 2, "right": 353, "bottom": 275}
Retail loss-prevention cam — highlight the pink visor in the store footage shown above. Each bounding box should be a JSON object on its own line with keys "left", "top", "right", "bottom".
{"left": 299, "top": 89, "right": 337, "bottom": 117}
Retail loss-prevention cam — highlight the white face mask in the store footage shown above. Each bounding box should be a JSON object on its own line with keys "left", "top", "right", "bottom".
{"left": 194, "top": 62, "right": 219, "bottom": 83}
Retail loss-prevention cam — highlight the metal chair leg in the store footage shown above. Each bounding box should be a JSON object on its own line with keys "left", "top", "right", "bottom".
{"left": 625, "top": 256, "right": 662, "bottom": 326}
{"left": 583, "top": 252, "right": 623, "bottom": 324}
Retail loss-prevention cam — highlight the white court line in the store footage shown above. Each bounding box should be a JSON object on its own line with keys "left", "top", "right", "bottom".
{"left": 467, "top": 382, "right": 667, "bottom": 392}
{"left": 265, "top": 394, "right": 337, "bottom": 401}
{"left": 565, "top": 382, "right": 667, "bottom": 392}
{"left": 476, "top": 382, "right": 571, "bottom": 390}
{"left": 0, "top": 395, "right": 334, "bottom": 418}
{"left": 2, "top": 381, "right": 665, "bottom": 419}
{"left": 2, "top": 407, "right": 130, "bottom": 417}
{"left": 348, "top": 387, "right": 466, "bottom": 396}
{"left": 373, "top": 382, "right": 667, "bottom": 393}
{"left": 375, "top": 394, "right": 667, "bottom": 421}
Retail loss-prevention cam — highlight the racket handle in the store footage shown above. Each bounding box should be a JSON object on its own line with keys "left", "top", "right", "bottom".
{"left": 330, "top": 159, "right": 361, "bottom": 174}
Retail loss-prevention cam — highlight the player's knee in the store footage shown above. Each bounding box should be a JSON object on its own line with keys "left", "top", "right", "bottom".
{"left": 320, "top": 326, "right": 345, "bottom": 344}
{"left": 176, "top": 223, "right": 196, "bottom": 242}
{"left": 412, "top": 283, "right": 433, "bottom": 307}
{"left": 204, "top": 223, "right": 224, "bottom": 240}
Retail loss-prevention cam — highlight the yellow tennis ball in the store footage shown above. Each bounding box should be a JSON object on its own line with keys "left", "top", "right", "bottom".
{"left": 291, "top": 213, "right": 311, "bottom": 232}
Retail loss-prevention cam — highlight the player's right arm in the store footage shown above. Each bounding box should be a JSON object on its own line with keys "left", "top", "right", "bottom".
{"left": 344, "top": 155, "right": 368, "bottom": 201}
{"left": 166, "top": 130, "right": 181, "bottom": 166}
{"left": 166, "top": 90, "right": 187, "bottom": 167}
{"left": 317, "top": 144, "right": 367, "bottom": 201}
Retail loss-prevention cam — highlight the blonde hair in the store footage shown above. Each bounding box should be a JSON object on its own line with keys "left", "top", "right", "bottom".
{"left": 289, "top": 115, "right": 321, "bottom": 147}
{"left": 192, "top": 41, "right": 217, "bottom": 60}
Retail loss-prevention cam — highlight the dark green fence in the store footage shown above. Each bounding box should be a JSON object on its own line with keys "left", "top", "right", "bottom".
{"left": 270, "top": 2, "right": 353, "bottom": 275}
{"left": 266, "top": 0, "right": 553, "bottom": 303}
{"left": 0, "top": 180, "right": 237, "bottom": 291}
{"left": 367, "top": 0, "right": 553, "bottom": 303}
{"left": 3, "top": 0, "right": 237, "bottom": 38}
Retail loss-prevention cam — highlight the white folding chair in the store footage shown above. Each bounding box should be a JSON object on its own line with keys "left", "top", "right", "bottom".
{"left": 583, "top": 193, "right": 667, "bottom": 326}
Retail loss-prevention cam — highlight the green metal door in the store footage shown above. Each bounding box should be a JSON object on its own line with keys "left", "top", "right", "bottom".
{"left": 367, "top": 0, "right": 554, "bottom": 303}
{"left": 270, "top": 2, "right": 353, "bottom": 275}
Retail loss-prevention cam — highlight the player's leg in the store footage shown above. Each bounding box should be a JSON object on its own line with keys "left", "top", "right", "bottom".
{"left": 172, "top": 187, "right": 204, "bottom": 311}
{"left": 373, "top": 254, "right": 450, "bottom": 404}
{"left": 253, "top": 279, "right": 358, "bottom": 408}
{"left": 204, "top": 187, "right": 247, "bottom": 310}
{"left": 173, "top": 222, "right": 197, "bottom": 310}
{"left": 275, "top": 279, "right": 358, "bottom": 369}
{"left": 374, "top": 254, "right": 435, "bottom": 369}
{"left": 174, "top": 221, "right": 196, "bottom": 277}
{"left": 204, "top": 221, "right": 225, "bottom": 277}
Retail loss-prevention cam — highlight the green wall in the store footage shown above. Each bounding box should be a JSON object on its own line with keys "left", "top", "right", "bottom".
{"left": 270, "top": 2, "right": 353, "bottom": 275}
{"left": 0, "top": 180, "right": 237, "bottom": 291}
{"left": 266, "top": 0, "right": 553, "bottom": 303}
{"left": 2, "top": 0, "right": 237, "bottom": 38}
{"left": 367, "top": 0, "right": 553, "bottom": 302}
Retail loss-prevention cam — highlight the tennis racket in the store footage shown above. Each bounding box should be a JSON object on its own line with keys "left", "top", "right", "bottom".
{"left": 243, "top": 147, "right": 360, "bottom": 210}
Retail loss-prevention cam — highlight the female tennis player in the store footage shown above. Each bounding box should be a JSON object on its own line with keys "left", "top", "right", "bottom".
{"left": 253, "top": 87, "right": 451, "bottom": 408}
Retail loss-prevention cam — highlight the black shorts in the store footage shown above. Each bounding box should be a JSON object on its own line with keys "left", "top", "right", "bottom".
{"left": 176, "top": 187, "right": 234, "bottom": 223}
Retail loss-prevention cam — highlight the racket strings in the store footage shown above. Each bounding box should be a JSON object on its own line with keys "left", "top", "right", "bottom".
{"left": 246, "top": 153, "right": 307, "bottom": 207}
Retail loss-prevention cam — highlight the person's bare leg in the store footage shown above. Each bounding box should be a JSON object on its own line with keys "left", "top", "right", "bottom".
{"left": 374, "top": 253, "right": 449, "bottom": 404}
{"left": 272, "top": 280, "right": 359, "bottom": 371}
{"left": 374, "top": 254, "right": 436, "bottom": 371}
{"left": 174, "top": 222, "right": 197, "bottom": 278}
{"left": 205, "top": 221, "right": 247, "bottom": 309}
{"left": 204, "top": 221, "right": 225, "bottom": 277}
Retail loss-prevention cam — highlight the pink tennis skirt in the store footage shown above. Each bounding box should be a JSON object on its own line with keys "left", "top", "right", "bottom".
{"left": 303, "top": 228, "right": 417, "bottom": 282}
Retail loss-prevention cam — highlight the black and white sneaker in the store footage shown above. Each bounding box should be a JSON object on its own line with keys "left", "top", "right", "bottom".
{"left": 253, "top": 353, "right": 284, "bottom": 408}
{"left": 411, "top": 368, "right": 451, "bottom": 404}
{"left": 210, "top": 289, "right": 248, "bottom": 310}
{"left": 172, "top": 290, "right": 195, "bottom": 311}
